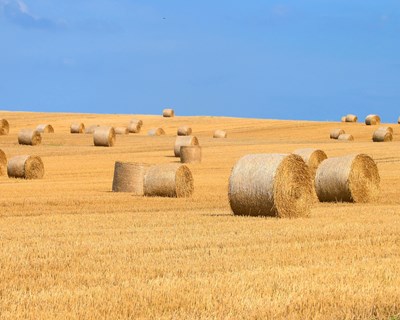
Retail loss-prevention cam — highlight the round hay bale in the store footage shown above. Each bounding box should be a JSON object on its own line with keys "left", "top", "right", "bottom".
{"left": 128, "top": 121, "right": 142, "bottom": 133}
{"left": 213, "top": 130, "right": 227, "bottom": 138}
{"left": 0, "top": 149, "right": 7, "bottom": 176}
{"left": 180, "top": 146, "right": 202, "bottom": 164}
{"left": 148, "top": 128, "right": 165, "bottom": 136}
{"left": 338, "top": 134, "right": 354, "bottom": 141}
{"left": 130, "top": 119, "right": 143, "bottom": 127}
{"left": 163, "top": 109, "right": 175, "bottom": 117}
{"left": 378, "top": 126, "right": 393, "bottom": 134}
{"left": 330, "top": 128, "right": 345, "bottom": 139}
{"left": 345, "top": 114, "right": 358, "bottom": 122}
{"left": 18, "top": 129, "right": 42, "bottom": 146}
{"left": 315, "top": 154, "right": 379, "bottom": 203}
{"left": 115, "top": 127, "right": 129, "bottom": 135}
{"left": 85, "top": 125, "right": 99, "bottom": 134}
{"left": 174, "top": 136, "right": 199, "bottom": 157}
{"left": 341, "top": 116, "right": 347, "bottom": 122}
{"left": 144, "top": 163, "right": 194, "bottom": 198}
{"left": 372, "top": 129, "right": 392, "bottom": 142}
{"left": 365, "top": 114, "right": 381, "bottom": 125}
{"left": 177, "top": 126, "right": 192, "bottom": 136}
{"left": 36, "top": 124, "right": 54, "bottom": 133}
{"left": 112, "top": 162, "right": 148, "bottom": 195}
{"left": 293, "top": 148, "right": 327, "bottom": 178}
{"left": 70, "top": 123, "right": 85, "bottom": 134}
{"left": 228, "top": 154, "right": 313, "bottom": 218}
{"left": 7, "top": 155, "right": 44, "bottom": 179}
{"left": 0, "top": 119, "right": 9, "bottom": 135}
{"left": 93, "top": 126, "right": 116, "bottom": 147}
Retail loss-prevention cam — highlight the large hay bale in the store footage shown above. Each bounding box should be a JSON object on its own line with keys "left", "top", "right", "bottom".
{"left": 144, "top": 163, "right": 194, "bottom": 198}
{"left": 180, "top": 146, "right": 202, "bottom": 164}
{"left": 115, "top": 127, "right": 129, "bottom": 135}
{"left": 365, "top": 114, "right": 381, "bottom": 125}
{"left": 148, "top": 128, "right": 165, "bottom": 136}
{"left": 372, "top": 129, "right": 392, "bottom": 142}
{"left": 18, "top": 129, "right": 42, "bottom": 146}
{"left": 330, "top": 128, "right": 345, "bottom": 139}
{"left": 0, "top": 149, "right": 7, "bottom": 176}
{"left": 93, "top": 126, "right": 116, "bottom": 147}
{"left": 345, "top": 114, "right": 358, "bottom": 122}
{"left": 228, "top": 154, "right": 313, "bottom": 218}
{"left": 128, "top": 121, "right": 142, "bottom": 133}
{"left": 177, "top": 126, "right": 192, "bottom": 136}
{"left": 85, "top": 125, "right": 99, "bottom": 134}
{"left": 70, "top": 123, "right": 85, "bottom": 134}
{"left": 315, "top": 154, "right": 379, "bottom": 203}
{"left": 174, "top": 136, "right": 199, "bottom": 157}
{"left": 36, "top": 124, "right": 54, "bottom": 133}
{"left": 338, "top": 134, "right": 354, "bottom": 141}
{"left": 0, "top": 119, "right": 9, "bottom": 135}
{"left": 7, "top": 155, "right": 44, "bottom": 179}
{"left": 293, "top": 148, "right": 327, "bottom": 178}
{"left": 112, "top": 162, "right": 148, "bottom": 195}
{"left": 163, "top": 109, "right": 175, "bottom": 117}
{"left": 213, "top": 130, "right": 227, "bottom": 138}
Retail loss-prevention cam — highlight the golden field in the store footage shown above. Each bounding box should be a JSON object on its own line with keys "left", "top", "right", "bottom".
{"left": 0, "top": 111, "right": 399, "bottom": 319}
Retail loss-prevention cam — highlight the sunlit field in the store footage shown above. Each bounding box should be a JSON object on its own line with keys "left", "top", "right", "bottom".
{"left": 0, "top": 111, "right": 399, "bottom": 319}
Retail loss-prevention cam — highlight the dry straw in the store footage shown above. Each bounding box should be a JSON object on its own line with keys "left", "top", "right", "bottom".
{"left": 293, "top": 148, "right": 327, "bottom": 178}
{"left": 148, "top": 128, "right": 165, "bottom": 136}
{"left": 93, "top": 126, "right": 116, "bottom": 147}
{"left": 70, "top": 123, "right": 85, "bottom": 134}
{"left": 144, "top": 163, "right": 194, "bottom": 198}
{"left": 213, "top": 130, "right": 227, "bottom": 138}
{"left": 7, "top": 155, "right": 44, "bottom": 179}
{"left": 372, "top": 129, "right": 392, "bottom": 142}
{"left": 112, "top": 162, "right": 148, "bottom": 195}
{"left": 18, "top": 129, "right": 42, "bottom": 146}
{"left": 330, "top": 128, "right": 345, "bottom": 139}
{"left": 315, "top": 154, "right": 379, "bottom": 203}
{"left": 174, "top": 136, "right": 199, "bottom": 157}
{"left": 365, "top": 114, "right": 381, "bottom": 125}
{"left": 338, "top": 134, "right": 354, "bottom": 141}
{"left": 128, "top": 120, "right": 142, "bottom": 133}
{"left": 345, "top": 114, "right": 358, "bottom": 122}
{"left": 0, "top": 119, "right": 9, "bottom": 135}
{"left": 180, "top": 146, "right": 202, "bottom": 164}
{"left": 378, "top": 126, "right": 393, "bottom": 134}
{"left": 36, "top": 124, "right": 54, "bottom": 133}
{"left": 177, "top": 126, "right": 192, "bottom": 136}
{"left": 0, "top": 149, "right": 7, "bottom": 176}
{"left": 85, "top": 125, "right": 99, "bottom": 134}
{"left": 228, "top": 154, "right": 313, "bottom": 218}
{"left": 115, "top": 127, "right": 129, "bottom": 135}
{"left": 163, "top": 109, "right": 175, "bottom": 117}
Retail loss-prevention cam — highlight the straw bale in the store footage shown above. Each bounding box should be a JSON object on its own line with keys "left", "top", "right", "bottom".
{"left": 180, "top": 146, "right": 202, "bottom": 164}
{"left": 18, "top": 129, "right": 42, "bottom": 146}
{"left": 112, "top": 162, "right": 148, "bottom": 195}
{"left": 163, "top": 109, "right": 175, "bottom": 117}
{"left": 341, "top": 116, "right": 347, "bottom": 122}
{"left": 330, "top": 128, "right": 345, "bottom": 139}
{"left": 213, "top": 130, "right": 227, "bottom": 138}
{"left": 0, "top": 149, "right": 7, "bottom": 176}
{"left": 36, "top": 124, "right": 54, "bottom": 133}
{"left": 7, "top": 155, "right": 44, "bottom": 179}
{"left": 0, "top": 119, "right": 9, "bottom": 135}
{"left": 148, "top": 128, "right": 165, "bottom": 136}
{"left": 93, "top": 126, "right": 116, "bottom": 147}
{"left": 177, "top": 126, "right": 192, "bottom": 136}
{"left": 365, "top": 114, "right": 381, "bottom": 125}
{"left": 115, "top": 127, "right": 129, "bottom": 135}
{"left": 128, "top": 121, "right": 142, "bottom": 133}
{"left": 345, "top": 114, "right": 358, "bottom": 122}
{"left": 377, "top": 126, "right": 393, "bottom": 134}
{"left": 70, "top": 123, "right": 85, "bottom": 133}
{"left": 293, "top": 148, "right": 327, "bottom": 178}
{"left": 372, "top": 129, "right": 392, "bottom": 142}
{"left": 130, "top": 119, "right": 143, "bottom": 127}
{"left": 85, "top": 125, "right": 99, "bottom": 134}
{"left": 338, "top": 134, "right": 354, "bottom": 141}
{"left": 174, "top": 136, "right": 199, "bottom": 157}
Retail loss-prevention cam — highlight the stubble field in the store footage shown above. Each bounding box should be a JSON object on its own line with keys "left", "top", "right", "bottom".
{"left": 0, "top": 111, "right": 399, "bottom": 319}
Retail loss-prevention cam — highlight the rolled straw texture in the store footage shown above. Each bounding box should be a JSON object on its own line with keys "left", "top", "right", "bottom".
{"left": 0, "top": 119, "right": 9, "bottom": 135}
{"left": 18, "top": 129, "right": 42, "bottom": 146}
{"left": 345, "top": 114, "right": 358, "bottom": 122}
{"left": 36, "top": 124, "right": 54, "bottom": 133}
{"left": 112, "top": 162, "right": 148, "bottom": 195}
{"left": 213, "top": 130, "right": 227, "bottom": 138}
{"left": 0, "top": 149, "right": 7, "bottom": 176}
{"left": 293, "top": 148, "right": 327, "bottom": 178}
{"left": 174, "top": 136, "right": 199, "bottom": 157}
{"left": 378, "top": 126, "right": 393, "bottom": 134}
{"left": 338, "top": 134, "right": 354, "bottom": 141}
{"left": 228, "top": 154, "right": 313, "bottom": 218}
{"left": 365, "top": 114, "right": 381, "bottom": 125}
{"left": 372, "top": 129, "right": 392, "bottom": 142}
{"left": 180, "top": 146, "right": 202, "bottom": 164}
{"left": 85, "top": 125, "right": 99, "bottom": 134}
{"left": 177, "top": 126, "right": 192, "bottom": 136}
{"left": 115, "top": 127, "right": 129, "bottom": 135}
{"left": 144, "top": 163, "right": 194, "bottom": 198}
{"left": 163, "top": 109, "right": 175, "bottom": 117}
{"left": 148, "top": 128, "right": 165, "bottom": 136}
{"left": 128, "top": 121, "right": 142, "bottom": 133}
{"left": 330, "top": 129, "right": 345, "bottom": 139}
{"left": 93, "top": 126, "right": 116, "bottom": 147}
{"left": 70, "top": 123, "right": 85, "bottom": 134}
{"left": 7, "top": 155, "right": 44, "bottom": 179}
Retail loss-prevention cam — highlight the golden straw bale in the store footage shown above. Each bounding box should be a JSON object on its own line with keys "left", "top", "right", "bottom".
{"left": 377, "top": 126, "right": 393, "bottom": 134}
{"left": 36, "top": 124, "right": 54, "bottom": 133}
{"left": 345, "top": 114, "right": 358, "bottom": 122}
{"left": 0, "top": 149, "right": 7, "bottom": 176}
{"left": 365, "top": 114, "right": 381, "bottom": 125}
{"left": 338, "top": 134, "right": 354, "bottom": 141}
{"left": 85, "top": 125, "right": 99, "bottom": 134}
{"left": 228, "top": 154, "right": 313, "bottom": 218}
{"left": 341, "top": 116, "right": 347, "bottom": 122}
{"left": 315, "top": 154, "right": 379, "bottom": 203}
{"left": 148, "top": 128, "right": 165, "bottom": 136}
{"left": 330, "top": 128, "right": 345, "bottom": 139}
{"left": 128, "top": 121, "right": 142, "bottom": 133}
{"left": 114, "top": 127, "right": 129, "bottom": 135}
{"left": 372, "top": 129, "right": 392, "bottom": 142}
{"left": 293, "top": 148, "right": 327, "bottom": 178}
{"left": 130, "top": 119, "right": 143, "bottom": 127}
{"left": 162, "top": 109, "right": 175, "bottom": 117}
{"left": 7, "top": 155, "right": 44, "bottom": 179}
{"left": 93, "top": 127, "right": 116, "bottom": 147}
{"left": 70, "top": 123, "right": 85, "bottom": 133}
{"left": 180, "top": 146, "right": 202, "bottom": 164}
{"left": 144, "top": 163, "right": 194, "bottom": 198}
{"left": 213, "top": 130, "right": 227, "bottom": 138}
{"left": 177, "top": 126, "right": 192, "bottom": 136}
{"left": 174, "top": 136, "right": 199, "bottom": 157}
{"left": 0, "top": 119, "right": 9, "bottom": 135}
{"left": 112, "top": 162, "right": 148, "bottom": 195}
{"left": 18, "top": 129, "right": 42, "bottom": 146}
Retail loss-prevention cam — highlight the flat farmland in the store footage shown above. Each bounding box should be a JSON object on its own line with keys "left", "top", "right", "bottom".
{"left": 0, "top": 111, "right": 399, "bottom": 319}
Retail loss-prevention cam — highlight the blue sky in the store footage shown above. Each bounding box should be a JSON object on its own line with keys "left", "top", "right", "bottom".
{"left": 0, "top": 1, "right": 399, "bottom": 121}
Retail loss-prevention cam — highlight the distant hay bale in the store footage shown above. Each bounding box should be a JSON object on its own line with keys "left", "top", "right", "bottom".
{"left": 372, "top": 129, "right": 392, "bottom": 142}
{"left": 365, "top": 114, "right": 381, "bottom": 125}
{"left": 163, "top": 109, "right": 175, "bottom": 117}
{"left": 0, "top": 149, "right": 7, "bottom": 176}
{"left": 228, "top": 154, "right": 313, "bottom": 218}
{"left": 148, "top": 128, "right": 165, "bottom": 136}
{"left": 341, "top": 116, "right": 347, "bottom": 122}
{"left": 93, "top": 126, "right": 116, "bottom": 147}
{"left": 130, "top": 119, "right": 143, "bottom": 127}
{"left": 338, "top": 134, "right": 354, "bottom": 141}
{"left": 115, "top": 127, "right": 129, "bottom": 135}
{"left": 144, "top": 163, "right": 194, "bottom": 198}
{"left": 378, "top": 126, "right": 393, "bottom": 134}
{"left": 293, "top": 148, "right": 327, "bottom": 178}
{"left": 180, "top": 146, "right": 202, "bottom": 164}
{"left": 213, "top": 130, "right": 227, "bottom": 138}
{"left": 315, "top": 154, "right": 380, "bottom": 203}
{"left": 85, "top": 125, "right": 99, "bottom": 134}
{"left": 7, "top": 155, "right": 44, "bottom": 179}
{"left": 398, "top": 117, "right": 400, "bottom": 124}
{"left": 177, "top": 126, "right": 192, "bottom": 136}
{"left": 18, "top": 129, "right": 42, "bottom": 146}
{"left": 174, "top": 136, "right": 199, "bottom": 157}
{"left": 36, "top": 124, "right": 54, "bottom": 133}
{"left": 70, "top": 123, "right": 85, "bottom": 134}
{"left": 0, "top": 119, "right": 9, "bottom": 135}
{"left": 128, "top": 120, "right": 142, "bottom": 133}
{"left": 345, "top": 114, "right": 358, "bottom": 122}
{"left": 112, "top": 162, "right": 148, "bottom": 195}
{"left": 330, "top": 128, "right": 345, "bottom": 139}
